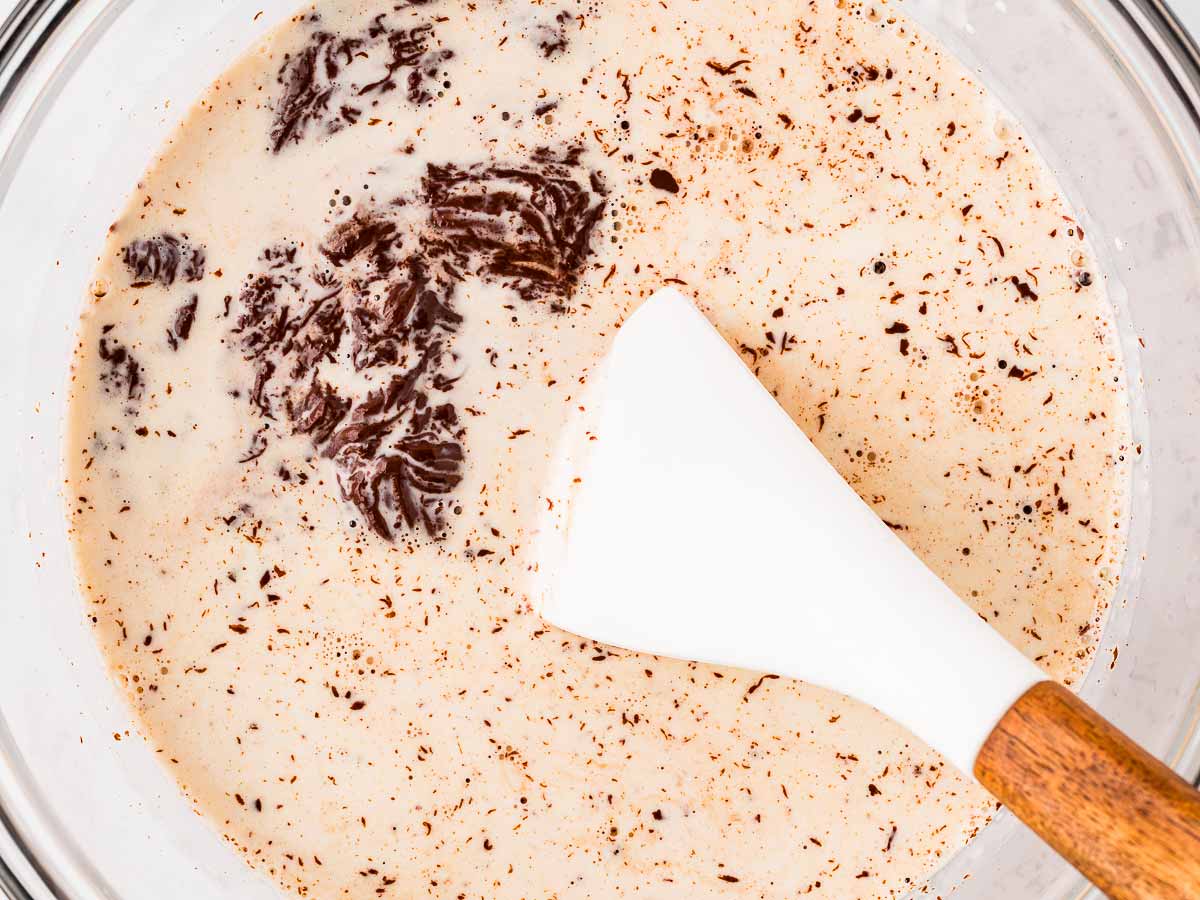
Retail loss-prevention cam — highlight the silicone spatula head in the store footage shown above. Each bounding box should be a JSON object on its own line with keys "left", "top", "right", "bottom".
{"left": 533, "top": 287, "right": 1043, "bottom": 776}
{"left": 535, "top": 290, "right": 1200, "bottom": 900}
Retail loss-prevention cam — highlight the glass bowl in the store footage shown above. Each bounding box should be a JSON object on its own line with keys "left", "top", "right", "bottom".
{"left": 1, "top": 1, "right": 1199, "bottom": 898}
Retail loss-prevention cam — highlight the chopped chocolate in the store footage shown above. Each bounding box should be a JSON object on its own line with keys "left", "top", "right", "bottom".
{"left": 270, "top": 12, "right": 454, "bottom": 154}
{"left": 239, "top": 425, "right": 270, "bottom": 463}
{"left": 289, "top": 377, "right": 352, "bottom": 445}
{"left": 231, "top": 146, "right": 606, "bottom": 540}
{"left": 649, "top": 168, "right": 680, "bottom": 193}
{"left": 97, "top": 336, "right": 143, "bottom": 401}
{"left": 1009, "top": 275, "right": 1038, "bottom": 301}
{"left": 270, "top": 31, "right": 348, "bottom": 153}
{"left": 167, "top": 294, "right": 199, "bottom": 351}
{"left": 536, "top": 10, "right": 572, "bottom": 58}
{"left": 361, "top": 23, "right": 453, "bottom": 105}
{"left": 321, "top": 213, "right": 398, "bottom": 267}
{"left": 424, "top": 146, "right": 608, "bottom": 302}
{"left": 122, "top": 234, "right": 205, "bottom": 287}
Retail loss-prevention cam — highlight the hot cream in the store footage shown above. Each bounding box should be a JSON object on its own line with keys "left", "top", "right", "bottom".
{"left": 66, "top": 2, "right": 1132, "bottom": 897}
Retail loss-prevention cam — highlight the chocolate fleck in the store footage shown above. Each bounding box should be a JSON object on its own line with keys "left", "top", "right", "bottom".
{"left": 536, "top": 10, "right": 572, "bottom": 58}
{"left": 1009, "top": 275, "right": 1038, "bottom": 301}
{"left": 649, "top": 168, "right": 680, "bottom": 193}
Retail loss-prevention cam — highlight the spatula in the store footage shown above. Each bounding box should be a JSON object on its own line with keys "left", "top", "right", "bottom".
{"left": 535, "top": 287, "right": 1200, "bottom": 900}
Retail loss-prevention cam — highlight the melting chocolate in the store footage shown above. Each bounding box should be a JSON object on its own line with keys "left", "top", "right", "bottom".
{"left": 649, "top": 168, "right": 680, "bottom": 193}
{"left": 97, "top": 335, "right": 143, "bottom": 402}
{"left": 231, "top": 147, "right": 606, "bottom": 540}
{"left": 270, "top": 11, "right": 454, "bottom": 153}
{"left": 536, "top": 10, "right": 572, "bottom": 58}
{"left": 423, "top": 146, "right": 608, "bottom": 303}
{"left": 366, "top": 23, "right": 454, "bottom": 105}
{"left": 122, "top": 235, "right": 205, "bottom": 287}
{"left": 167, "top": 294, "right": 199, "bottom": 351}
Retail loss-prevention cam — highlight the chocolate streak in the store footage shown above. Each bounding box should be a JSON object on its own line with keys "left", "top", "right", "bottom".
{"left": 122, "top": 234, "right": 205, "bottom": 287}
{"left": 103, "top": 234, "right": 206, "bottom": 405}
{"left": 167, "top": 294, "right": 199, "bottom": 351}
{"left": 536, "top": 10, "right": 573, "bottom": 58}
{"left": 270, "top": 10, "right": 454, "bottom": 154}
{"left": 233, "top": 148, "right": 606, "bottom": 541}
{"left": 97, "top": 334, "right": 142, "bottom": 402}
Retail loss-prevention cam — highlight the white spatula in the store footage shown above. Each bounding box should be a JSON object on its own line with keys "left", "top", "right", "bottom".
{"left": 535, "top": 287, "right": 1200, "bottom": 900}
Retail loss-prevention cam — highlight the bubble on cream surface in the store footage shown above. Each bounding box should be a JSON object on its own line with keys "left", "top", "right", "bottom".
{"left": 65, "top": 1, "right": 1132, "bottom": 897}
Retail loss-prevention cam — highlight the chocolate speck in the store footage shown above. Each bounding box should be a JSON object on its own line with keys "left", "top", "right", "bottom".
{"left": 649, "top": 168, "right": 680, "bottom": 193}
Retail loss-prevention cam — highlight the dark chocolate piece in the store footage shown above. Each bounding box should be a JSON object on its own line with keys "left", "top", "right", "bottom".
{"left": 122, "top": 234, "right": 205, "bottom": 287}
{"left": 270, "top": 11, "right": 455, "bottom": 153}
{"left": 536, "top": 11, "right": 572, "bottom": 58}
{"left": 231, "top": 147, "right": 607, "bottom": 540}
{"left": 424, "top": 146, "right": 608, "bottom": 302}
{"left": 97, "top": 335, "right": 143, "bottom": 401}
{"left": 167, "top": 294, "right": 199, "bottom": 351}
{"left": 649, "top": 168, "right": 680, "bottom": 193}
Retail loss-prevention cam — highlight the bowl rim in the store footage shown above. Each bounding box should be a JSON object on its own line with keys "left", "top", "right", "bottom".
{"left": 1, "top": 1, "right": 1198, "bottom": 899}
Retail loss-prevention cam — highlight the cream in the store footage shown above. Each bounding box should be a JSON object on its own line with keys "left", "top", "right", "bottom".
{"left": 65, "top": 2, "right": 1132, "bottom": 897}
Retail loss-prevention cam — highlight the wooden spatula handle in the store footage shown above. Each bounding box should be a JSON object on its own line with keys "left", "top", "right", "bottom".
{"left": 975, "top": 681, "right": 1200, "bottom": 900}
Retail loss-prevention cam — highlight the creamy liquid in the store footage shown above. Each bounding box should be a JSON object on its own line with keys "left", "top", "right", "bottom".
{"left": 66, "top": 2, "right": 1133, "bottom": 897}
